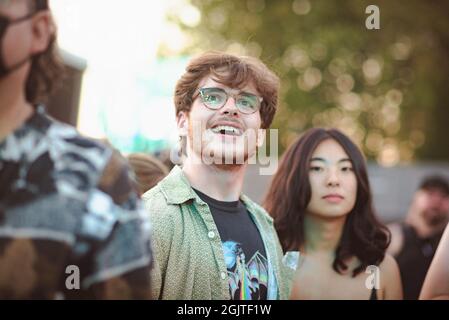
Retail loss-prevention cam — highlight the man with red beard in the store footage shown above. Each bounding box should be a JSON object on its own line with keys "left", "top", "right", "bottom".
{"left": 388, "top": 175, "right": 449, "bottom": 300}
{"left": 143, "top": 52, "right": 294, "bottom": 300}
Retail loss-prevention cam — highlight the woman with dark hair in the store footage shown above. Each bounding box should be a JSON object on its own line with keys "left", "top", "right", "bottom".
{"left": 264, "top": 128, "right": 402, "bottom": 299}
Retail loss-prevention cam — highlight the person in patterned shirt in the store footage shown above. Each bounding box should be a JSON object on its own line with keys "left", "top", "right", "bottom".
{"left": 0, "top": 0, "right": 153, "bottom": 299}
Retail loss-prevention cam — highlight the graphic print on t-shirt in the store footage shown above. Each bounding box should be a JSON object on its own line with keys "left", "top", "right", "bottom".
{"left": 222, "top": 240, "right": 269, "bottom": 300}
{"left": 192, "top": 187, "right": 273, "bottom": 300}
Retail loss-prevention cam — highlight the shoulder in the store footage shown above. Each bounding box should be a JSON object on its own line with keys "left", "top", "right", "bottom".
{"left": 378, "top": 253, "right": 403, "bottom": 299}
{"left": 241, "top": 194, "right": 274, "bottom": 224}
{"left": 44, "top": 116, "right": 141, "bottom": 206}
{"left": 142, "top": 184, "right": 164, "bottom": 207}
{"left": 11, "top": 108, "right": 136, "bottom": 203}
{"left": 379, "top": 253, "right": 399, "bottom": 274}
{"left": 41, "top": 110, "right": 108, "bottom": 158}
{"left": 38, "top": 112, "right": 113, "bottom": 190}
{"left": 7, "top": 108, "right": 110, "bottom": 178}
{"left": 142, "top": 184, "right": 176, "bottom": 217}
{"left": 141, "top": 184, "right": 180, "bottom": 237}
{"left": 44, "top": 119, "right": 147, "bottom": 230}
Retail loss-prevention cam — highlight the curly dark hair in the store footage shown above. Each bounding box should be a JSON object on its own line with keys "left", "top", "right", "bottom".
{"left": 264, "top": 128, "right": 391, "bottom": 277}
{"left": 419, "top": 175, "right": 449, "bottom": 195}
{"left": 25, "top": 0, "right": 65, "bottom": 104}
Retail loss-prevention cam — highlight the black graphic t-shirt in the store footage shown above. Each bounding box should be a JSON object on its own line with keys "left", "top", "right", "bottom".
{"left": 193, "top": 188, "right": 269, "bottom": 300}
{"left": 0, "top": 106, "right": 153, "bottom": 299}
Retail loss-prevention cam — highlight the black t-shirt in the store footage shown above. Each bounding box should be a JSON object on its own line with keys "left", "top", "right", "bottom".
{"left": 193, "top": 188, "right": 269, "bottom": 300}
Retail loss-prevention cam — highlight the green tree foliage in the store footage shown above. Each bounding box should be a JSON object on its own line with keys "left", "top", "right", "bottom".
{"left": 167, "top": 0, "right": 449, "bottom": 163}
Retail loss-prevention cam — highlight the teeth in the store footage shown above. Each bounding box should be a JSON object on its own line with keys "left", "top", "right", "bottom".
{"left": 211, "top": 125, "right": 242, "bottom": 135}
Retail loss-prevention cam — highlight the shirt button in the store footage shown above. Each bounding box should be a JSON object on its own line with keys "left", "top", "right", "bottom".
{"left": 208, "top": 231, "right": 215, "bottom": 239}
{"left": 220, "top": 272, "right": 226, "bottom": 280}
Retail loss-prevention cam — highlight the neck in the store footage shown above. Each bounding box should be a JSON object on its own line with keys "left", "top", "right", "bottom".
{"left": 182, "top": 152, "right": 247, "bottom": 201}
{"left": 0, "top": 74, "right": 33, "bottom": 142}
{"left": 303, "top": 213, "right": 347, "bottom": 254}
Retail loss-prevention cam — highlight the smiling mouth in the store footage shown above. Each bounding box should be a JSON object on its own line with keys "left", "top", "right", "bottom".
{"left": 210, "top": 125, "right": 243, "bottom": 136}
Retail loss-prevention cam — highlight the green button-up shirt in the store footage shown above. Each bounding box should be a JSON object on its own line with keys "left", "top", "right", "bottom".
{"left": 143, "top": 166, "right": 295, "bottom": 300}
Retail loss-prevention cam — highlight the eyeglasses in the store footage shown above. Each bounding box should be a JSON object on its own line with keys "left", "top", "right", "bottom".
{"left": 197, "top": 87, "right": 263, "bottom": 115}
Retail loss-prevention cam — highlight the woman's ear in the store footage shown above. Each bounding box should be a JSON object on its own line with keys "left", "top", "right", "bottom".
{"left": 30, "top": 11, "right": 54, "bottom": 55}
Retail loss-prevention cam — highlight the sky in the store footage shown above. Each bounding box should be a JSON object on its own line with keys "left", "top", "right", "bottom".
{"left": 50, "top": 0, "right": 200, "bottom": 152}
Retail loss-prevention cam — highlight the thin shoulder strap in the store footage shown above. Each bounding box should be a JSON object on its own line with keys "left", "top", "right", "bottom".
{"left": 369, "top": 288, "right": 378, "bottom": 300}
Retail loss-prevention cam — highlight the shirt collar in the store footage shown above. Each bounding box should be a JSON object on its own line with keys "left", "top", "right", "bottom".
{"left": 158, "top": 165, "right": 273, "bottom": 223}
{"left": 158, "top": 165, "right": 204, "bottom": 205}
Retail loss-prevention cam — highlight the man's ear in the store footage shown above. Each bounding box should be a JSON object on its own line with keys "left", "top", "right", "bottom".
{"left": 177, "top": 111, "right": 189, "bottom": 137}
{"left": 30, "top": 11, "right": 54, "bottom": 55}
{"left": 257, "top": 128, "right": 266, "bottom": 148}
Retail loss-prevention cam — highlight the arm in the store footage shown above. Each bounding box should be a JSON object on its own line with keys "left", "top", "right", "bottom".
{"left": 289, "top": 273, "right": 301, "bottom": 300}
{"left": 380, "top": 254, "right": 403, "bottom": 300}
{"left": 420, "top": 224, "right": 449, "bottom": 300}
{"left": 142, "top": 189, "right": 175, "bottom": 300}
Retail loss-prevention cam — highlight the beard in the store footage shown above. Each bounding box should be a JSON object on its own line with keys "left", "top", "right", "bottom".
{"left": 187, "top": 120, "right": 258, "bottom": 168}
{"left": 422, "top": 209, "right": 449, "bottom": 227}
